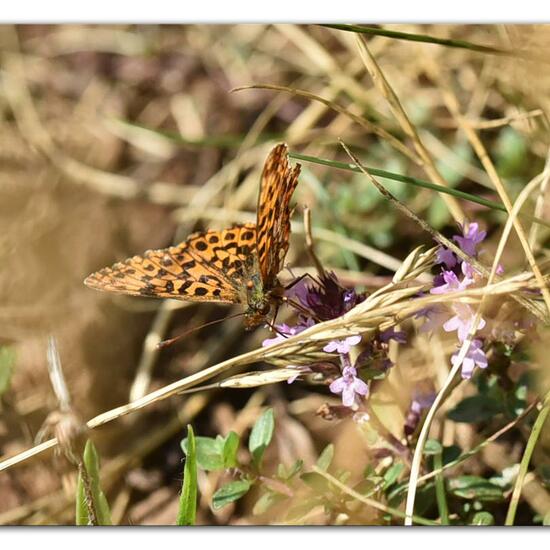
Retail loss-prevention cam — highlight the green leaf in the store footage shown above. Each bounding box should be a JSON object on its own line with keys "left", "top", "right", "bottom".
{"left": 286, "top": 459, "right": 304, "bottom": 479}
{"left": 0, "top": 346, "right": 15, "bottom": 396}
{"left": 448, "top": 476, "right": 505, "bottom": 502}
{"left": 424, "top": 439, "right": 443, "bottom": 455}
{"left": 248, "top": 408, "right": 275, "bottom": 468}
{"left": 182, "top": 436, "right": 224, "bottom": 471}
{"left": 442, "top": 445, "right": 462, "bottom": 465}
{"left": 447, "top": 395, "right": 503, "bottom": 423}
{"left": 316, "top": 444, "right": 334, "bottom": 471}
{"left": 301, "top": 472, "right": 330, "bottom": 493}
{"left": 177, "top": 425, "right": 198, "bottom": 526}
{"left": 471, "top": 511, "right": 495, "bottom": 525}
{"left": 252, "top": 491, "right": 287, "bottom": 516}
{"left": 222, "top": 431, "right": 240, "bottom": 468}
{"left": 383, "top": 463, "right": 405, "bottom": 490}
{"left": 212, "top": 480, "right": 251, "bottom": 510}
{"left": 76, "top": 440, "right": 112, "bottom": 525}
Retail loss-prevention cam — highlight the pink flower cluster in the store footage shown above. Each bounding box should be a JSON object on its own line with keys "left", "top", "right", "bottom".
{"left": 423, "top": 222, "right": 489, "bottom": 379}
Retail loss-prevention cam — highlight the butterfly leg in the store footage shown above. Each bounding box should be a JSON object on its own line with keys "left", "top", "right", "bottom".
{"left": 280, "top": 296, "right": 322, "bottom": 323}
{"left": 270, "top": 302, "right": 281, "bottom": 329}
{"left": 282, "top": 271, "right": 320, "bottom": 292}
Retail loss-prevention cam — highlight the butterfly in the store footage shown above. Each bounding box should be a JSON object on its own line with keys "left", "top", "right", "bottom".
{"left": 84, "top": 143, "right": 301, "bottom": 329}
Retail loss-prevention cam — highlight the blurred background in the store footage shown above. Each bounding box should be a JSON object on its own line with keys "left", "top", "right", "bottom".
{"left": 1, "top": 24, "right": 550, "bottom": 525}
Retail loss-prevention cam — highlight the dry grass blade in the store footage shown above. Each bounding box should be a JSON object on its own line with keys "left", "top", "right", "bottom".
{"left": 354, "top": 35, "right": 464, "bottom": 223}
{"left": 231, "top": 84, "right": 418, "bottom": 163}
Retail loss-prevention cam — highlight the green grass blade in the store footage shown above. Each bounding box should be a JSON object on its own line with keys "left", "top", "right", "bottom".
{"left": 433, "top": 450, "right": 450, "bottom": 525}
{"left": 324, "top": 24, "right": 515, "bottom": 57}
{"left": 177, "top": 425, "right": 198, "bottom": 526}
{"left": 505, "top": 393, "right": 550, "bottom": 525}
{"left": 289, "top": 151, "right": 550, "bottom": 230}
{"left": 112, "top": 119, "right": 283, "bottom": 149}
{"left": 76, "top": 440, "right": 112, "bottom": 526}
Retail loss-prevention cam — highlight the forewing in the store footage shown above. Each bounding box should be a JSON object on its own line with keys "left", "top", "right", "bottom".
{"left": 84, "top": 224, "right": 258, "bottom": 303}
{"left": 256, "top": 143, "right": 301, "bottom": 287}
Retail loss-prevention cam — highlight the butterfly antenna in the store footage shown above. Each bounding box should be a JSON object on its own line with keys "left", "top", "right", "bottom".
{"left": 157, "top": 311, "right": 246, "bottom": 350}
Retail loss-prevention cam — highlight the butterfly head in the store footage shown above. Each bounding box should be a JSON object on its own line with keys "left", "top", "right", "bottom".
{"left": 243, "top": 274, "right": 271, "bottom": 330}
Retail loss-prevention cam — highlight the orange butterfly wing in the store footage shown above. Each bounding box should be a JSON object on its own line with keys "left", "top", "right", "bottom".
{"left": 84, "top": 143, "right": 301, "bottom": 320}
{"left": 84, "top": 224, "right": 257, "bottom": 303}
{"left": 255, "top": 143, "right": 301, "bottom": 288}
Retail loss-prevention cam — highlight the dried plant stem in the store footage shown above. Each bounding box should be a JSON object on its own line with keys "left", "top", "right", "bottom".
{"left": 404, "top": 361, "right": 464, "bottom": 524}
{"left": 129, "top": 301, "right": 187, "bottom": 401}
{"left": 505, "top": 392, "right": 550, "bottom": 525}
{"left": 303, "top": 206, "right": 326, "bottom": 278}
{"left": 464, "top": 109, "right": 545, "bottom": 130}
{"left": 528, "top": 149, "right": 550, "bottom": 252}
{"left": 354, "top": 35, "right": 464, "bottom": 223}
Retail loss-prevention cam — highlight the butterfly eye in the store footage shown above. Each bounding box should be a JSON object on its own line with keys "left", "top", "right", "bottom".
{"left": 246, "top": 280, "right": 254, "bottom": 290}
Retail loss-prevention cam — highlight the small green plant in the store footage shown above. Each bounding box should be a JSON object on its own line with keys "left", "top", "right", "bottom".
{"left": 177, "top": 424, "right": 198, "bottom": 525}
{"left": 76, "top": 440, "right": 112, "bottom": 526}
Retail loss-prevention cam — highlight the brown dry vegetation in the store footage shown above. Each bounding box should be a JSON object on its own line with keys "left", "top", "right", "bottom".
{"left": 1, "top": 24, "right": 550, "bottom": 525}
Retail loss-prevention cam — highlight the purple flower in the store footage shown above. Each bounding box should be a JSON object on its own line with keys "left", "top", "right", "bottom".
{"left": 286, "top": 366, "right": 311, "bottom": 384}
{"left": 453, "top": 222, "right": 486, "bottom": 257}
{"left": 436, "top": 247, "right": 457, "bottom": 269}
{"left": 451, "top": 339, "right": 488, "bottom": 379}
{"left": 287, "top": 272, "right": 364, "bottom": 321}
{"left": 323, "top": 335, "right": 362, "bottom": 354}
{"left": 430, "top": 270, "right": 473, "bottom": 295}
{"left": 404, "top": 390, "right": 436, "bottom": 436}
{"left": 380, "top": 328, "right": 407, "bottom": 344}
{"left": 262, "top": 319, "right": 314, "bottom": 347}
{"left": 329, "top": 365, "right": 369, "bottom": 407}
{"left": 461, "top": 261, "right": 477, "bottom": 280}
{"left": 417, "top": 304, "right": 451, "bottom": 333}
{"left": 443, "top": 303, "right": 486, "bottom": 342}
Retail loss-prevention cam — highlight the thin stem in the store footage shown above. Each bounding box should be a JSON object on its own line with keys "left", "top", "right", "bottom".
{"left": 434, "top": 450, "right": 449, "bottom": 525}
{"left": 404, "top": 362, "right": 463, "bottom": 525}
{"left": 311, "top": 466, "right": 439, "bottom": 526}
{"left": 505, "top": 393, "right": 550, "bottom": 526}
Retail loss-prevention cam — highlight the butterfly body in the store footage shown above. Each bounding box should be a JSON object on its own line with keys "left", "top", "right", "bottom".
{"left": 85, "top": 144, "right": 301, "bottom": 330}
